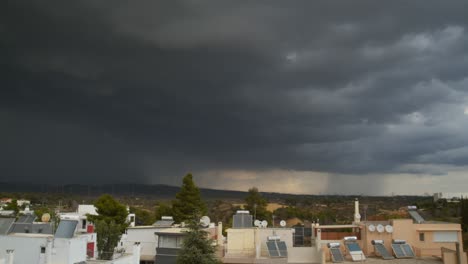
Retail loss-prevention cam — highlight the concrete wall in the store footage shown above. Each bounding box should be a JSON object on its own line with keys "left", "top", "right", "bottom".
{"left": 226, "top": 228, "right": 255, "bottom": 257}
{"left": 288, "top": 247, "right": 320, "bottom": 263}
{"left": 360, "top": 221, "right": 393, "bottom": 256}
{"left": 226, "top": 228, "right": 321, "bottom": 263}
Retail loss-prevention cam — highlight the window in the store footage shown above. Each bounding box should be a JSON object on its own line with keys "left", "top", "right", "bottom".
{"left": 82, "top": 219, "right": 86, "bottom": 229}
{"left": 158, "top": 235, "right": 184, "bottom": 248}
{"left": 40, "top": 247, "right": 46, "bottom": 254}
{"left": 419, "top": 232, "right": 425, "bottom": 242}
{"left": 433, "top": 231, "right": 458, "bottom": 242}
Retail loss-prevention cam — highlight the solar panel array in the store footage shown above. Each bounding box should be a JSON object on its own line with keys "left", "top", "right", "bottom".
{"left": 266, "top": 240, "right": 288, "bottom": 258}
{"left": 401, "top": 244, "right": 415, "bottom": 257}
{"left": 232, "top": 214, "right": 253, "bottom": 228}
{"left": 345, "top": 243, "right": 366, "bottom": 261}
{"left": 17, "top": 215, "right": 36, "bottom": 223}
{"left": 153, "top": 220, "right": 174, "bottom": 227}
{"left": 374, "top": 243, "right": 394, "bottom": 260}
{"left": 266, "top": 241, "right": 280, "bottom": 257}
{"left": 277, "top": 241, "right": 288, "bottom": 257}
{"left": 392, "top": 243, "right": 415, "bottom": 258}
{"left": 0, "top": 218, "right": 15, "bottom": 235}
{"left": 408, "top": 211, "right": 425, "bottom": 223}
{"left": 8, "top": 223, "right": 53, "bottom": 234}
{"left": 55, "top": 220, "right": 78, "bottom": 238}
{"left": 330, "top": 247, "right": 344, "bottom": 262}
{"left": 346, "top": 243, "right": 362, "bottom": 252}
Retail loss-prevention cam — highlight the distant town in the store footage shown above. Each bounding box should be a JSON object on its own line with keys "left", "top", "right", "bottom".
{"left": 1, "top": 175, "right": 467, "bottom": 264}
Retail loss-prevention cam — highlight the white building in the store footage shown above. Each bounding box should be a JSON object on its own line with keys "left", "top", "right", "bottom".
{"left": 17, "top": 199, "right": 31, "bottom": 207}
{"left": 0, "top": 219, "right": 97, "bottom": 264}
{"left": 60, "top": 204, "right": 99, "bottom": 233}
{"left": 60, "top": 205, "right": 136, "bottom": 233}
{"left": 0, "top": 218, "right": 141, "bottom": 264}
{"left": 120, "top": 216, "right": 222, "bottom": 264}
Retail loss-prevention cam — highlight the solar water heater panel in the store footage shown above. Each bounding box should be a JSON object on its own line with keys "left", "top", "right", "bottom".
{"left": 392, "top": 244, "right": 405, "bottom": 258}
{"left": 330, "top": 247, "right": 344, "bottom": 263}
{"left": 374, "top": 243, "right": 394, "bottom": 260}
{"left": 266, "top": 241, "right": 279, "bottom": 257}
{"left": 402, "top": 244, "right": 415, "bottom": 258}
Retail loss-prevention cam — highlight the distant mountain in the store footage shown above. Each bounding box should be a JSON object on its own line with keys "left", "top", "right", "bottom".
{"left": 0, "top": 182, "right": 426, "bottom": 201}
{"left": 0, "top": 182, "right": 252, "bottom": 200}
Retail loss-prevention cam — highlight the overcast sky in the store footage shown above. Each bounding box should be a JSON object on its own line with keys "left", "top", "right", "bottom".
{"left": 2, "top": 1, "right": 468, "bottom": 195}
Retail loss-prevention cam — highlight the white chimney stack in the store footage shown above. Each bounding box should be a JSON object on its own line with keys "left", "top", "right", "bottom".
{"left": 6, "top": 250, "right": 14, "bottom": 264}
{"left": 217, "top": 222, "right": 223, "bottom": 246}
{"left": 354, "top": 198, "right": 361, "bottom": 223}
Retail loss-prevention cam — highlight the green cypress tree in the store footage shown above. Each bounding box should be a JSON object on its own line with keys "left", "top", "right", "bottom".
{"left": 176, "top": 219, "right": 221, "bottom": 264}
{"left": 172, "top": 173, "right": 207, "bottom": 223}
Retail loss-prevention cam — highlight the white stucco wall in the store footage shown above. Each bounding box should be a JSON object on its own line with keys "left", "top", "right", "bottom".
{"left": 55, "top": 237, "right": 87, "bottom": 264}
{"left": 0, "top": 235, "right": 49, "bottom": 264}
{"left": 0, "top": 234, "right": 91, "bottom": 264}
{"left": 122, "top": 227, "right": 159, "bottom": 260}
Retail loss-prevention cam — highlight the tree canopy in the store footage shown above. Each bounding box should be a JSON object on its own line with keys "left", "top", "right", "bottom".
{"left": 130, "top": 206, "right": 156, "bottom": 226}
{"left": 461, "top": 197, "right": 468, "bottom": 232}
{"left": 3, "top": 199, "right": 19, "bottom": 214}
{"left": 177, "top": 219, "right": 221, "bottom": 264}
{"left": 88, "top": 194, "right": 128, "bottom": 260}
{"left": 155, "top": 202, "right": 174, "bottom": 221}
{"left": 244, "top": 187, "right": 271, "bottom": 222}
{"left": 172, "top": 173, "right": 207, "bottom": 222}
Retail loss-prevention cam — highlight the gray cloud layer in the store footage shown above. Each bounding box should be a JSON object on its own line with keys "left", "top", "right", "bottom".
{"left": 2, "top": 1, "right": 468, "bottom": 192}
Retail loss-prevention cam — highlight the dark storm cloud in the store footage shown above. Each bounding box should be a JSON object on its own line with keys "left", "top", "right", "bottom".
{"left": 2, "top": 0, "right": 468, "bottom": 189}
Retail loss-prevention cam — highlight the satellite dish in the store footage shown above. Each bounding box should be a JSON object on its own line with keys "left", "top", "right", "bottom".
{"left": 377, "top": 224, "right": 384, "bottom": 233}
{"left": 200, "top": 216, "right": 210, "bottom": 227}
{"left": 280, "top": 220, "right": 286, "bottom": 227}
{"left": 41, "top": 213, "right": 51, "bottom": 223}
{"left": 368, "top": 224, "right": 376, "bottom": 232}
{"left": 261, "top": 220, "right": 268, "bottom": 228}
{"left": 254, "top": 220, "right": 261, "bottom": 227}
{"left": 385, "top": 225, "right": 393, "bottom": 233}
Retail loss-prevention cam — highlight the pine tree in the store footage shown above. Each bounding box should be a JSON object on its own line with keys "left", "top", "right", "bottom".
{"left": 172, "top": 173, "right": 207, "bottom": 222}
{"left": 461, "top": 197, "right": 468, "bottom": 232}
{"left": 176, "top": 219, "right": 221, "bottom": 264}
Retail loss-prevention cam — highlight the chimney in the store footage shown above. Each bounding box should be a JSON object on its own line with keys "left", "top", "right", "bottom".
{"left": 133, "top": 242, "right": 141, "bottom": 263}
{"left": 217, "top": 222, "right": 223, "bottom": 246}
{"left": 6, "top": 250, "right": 14, "bottom": 264}
{"left": 354, "top": 198, "right": 361, "bottom": 223}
